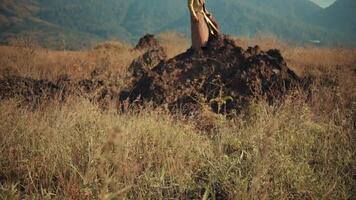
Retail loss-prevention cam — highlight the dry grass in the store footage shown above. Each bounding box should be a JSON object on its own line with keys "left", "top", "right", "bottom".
{"left": 0, "top": 96, "right": 353, "bottom": 199}
{"left": 0, "top": 41, "right": 140, "bottom": 81}
{"left": 157, "top": 32, "right": 190, "bottom": 59}
{"left": 0, "top": 32, "right": 189, "bottom": 81}
{"left": 0, "top": 33, "right": 355, "bottom": 199}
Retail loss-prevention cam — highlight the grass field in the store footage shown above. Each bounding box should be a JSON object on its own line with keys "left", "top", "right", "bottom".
{"left": 0, "top": 33, "right": 355, "bottom": 199}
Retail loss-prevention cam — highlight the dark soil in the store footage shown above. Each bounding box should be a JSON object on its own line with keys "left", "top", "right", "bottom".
{"left": 129, "top": 47, "right": 167, "bottom": 79}
{"left": 0, "top": 74, "right": 120, "bottom": 109}
{"left": 120, "top": 35, "right": 302, "bottom": 115}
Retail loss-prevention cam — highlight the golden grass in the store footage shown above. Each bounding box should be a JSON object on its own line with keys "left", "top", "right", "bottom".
{"left": 0, "top": 95, "right": 353, "bottom": 199}
{"left": 0, "top": 32, "right": 189, "bottom": 81}
{"left": 0, "top": 33, "right": 355, "bottom": 199}
{"left": 0, "top": 42, "right": 140, "bottom": 81}
{"left": 1, "top": 33, "right": 354, "bottom": 82}
{"left": 157, "top": 32, "right": 190, "bottom": 59}
{"left": 0, "top": 99, "right": 214, "bottom": 199}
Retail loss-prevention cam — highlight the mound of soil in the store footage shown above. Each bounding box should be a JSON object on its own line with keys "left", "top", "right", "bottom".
{"left": 0, "top": 75, "right": 119, "bottom": 109}
{"left": 120, "top": 35, "right": 301, "bottom": 115}
{"left": 0, "top": 34, "right": 303, "bottom": 114}
{"left": 134, "top": 34, "right": 162, "bottom": 50}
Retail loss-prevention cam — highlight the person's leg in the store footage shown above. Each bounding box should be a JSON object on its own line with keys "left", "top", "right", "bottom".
{"left": 191, "top": 13, "right": 209, "bottom": 50}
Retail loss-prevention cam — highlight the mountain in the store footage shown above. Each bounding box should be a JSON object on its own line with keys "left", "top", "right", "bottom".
{"left": 0, "top": 0, "right": 102, "bottom": 49}
{"left": 316, "top": 0, "right": 356, "bottom": 33}
{"left": 209, "top": 0, "right": 355, "bottom": 45}
{"left": 207, "top": 0, "right": 324, "bottom": 40}
{"left": 0, "top": 0, "right": 355, "bottom": 49}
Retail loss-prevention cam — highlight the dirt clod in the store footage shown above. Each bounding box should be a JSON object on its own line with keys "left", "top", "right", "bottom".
{"left": 134, "top": 34, "right": 162, "bottom": 50}
{"left": 129, "top": 47, "right": 167, "bottom": 79}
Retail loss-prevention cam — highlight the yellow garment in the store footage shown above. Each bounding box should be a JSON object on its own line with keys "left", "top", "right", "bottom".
{"left": 188, "top": 0, "right": 204, "bottom": 19}
{"left": 188, "top": 0, "right": 218, "bottom": 35}
{"left": 203, "top": 12, "right": 218, "bottom": 35}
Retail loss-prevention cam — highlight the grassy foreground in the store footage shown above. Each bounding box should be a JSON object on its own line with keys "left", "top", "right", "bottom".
{"left": 0, "top": 97, "right": 354, "bottom": 199}
{"left": 0, "top": 34, "right": 355, "bottom": 199}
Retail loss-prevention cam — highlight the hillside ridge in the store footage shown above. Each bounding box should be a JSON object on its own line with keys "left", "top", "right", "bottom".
{"left": 0, "top": 0, "right": 354, "bottom": 49}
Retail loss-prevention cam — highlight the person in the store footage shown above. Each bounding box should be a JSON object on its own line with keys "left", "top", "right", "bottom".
{"left": 188, "top": 0, "right": 219, "bottom": 50}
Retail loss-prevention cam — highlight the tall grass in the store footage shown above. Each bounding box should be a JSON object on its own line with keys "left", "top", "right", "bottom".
{"left": 0, "top": 32, "right": 189, "bottom": 81}
{"left": 0, "top": 33, "right": 355, "bottom": 199}
{"left": 0, "top": 42, "right": 140, "bottom": 81}
{"left": 0, "top": 95, "right": 354, "bottom": 199}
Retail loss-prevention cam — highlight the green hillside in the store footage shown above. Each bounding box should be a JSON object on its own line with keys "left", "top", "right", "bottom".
{"left": 209, "top": 0, "right": 355, "bottom": 46}
{"left": 0, "top": 0, "right": 102, "bottom": 49}
{"left": 316, "top": 0, "right": 356, "bottom": 33}
{"left": 0, "top": 0, "right": 355, "bottom": 49}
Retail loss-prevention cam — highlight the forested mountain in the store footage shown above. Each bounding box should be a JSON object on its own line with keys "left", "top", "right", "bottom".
{"left": 0, "top": 0, "right": 102, "bottom": 49}
{"left": 315, "top": 0, "right": 356, "bottom": 33}
{"left": 0, "top": 0, "right": 355, "bottom": 49}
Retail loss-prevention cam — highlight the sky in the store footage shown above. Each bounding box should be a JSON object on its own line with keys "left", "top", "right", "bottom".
{"left": 310, "top": 0, "right": 337, "bottom": 8}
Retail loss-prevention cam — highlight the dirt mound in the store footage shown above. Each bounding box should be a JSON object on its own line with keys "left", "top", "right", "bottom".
{"left": 120, "top": 35, "right": 301, "bottom": 115}
{"left": 0, "top": 34, "right": 303, "bottom": 114}
{"left": 0, "top": 75, "right": 119, "bottom": 108}
{"left": 134, "top": 34, "right": 162, "bottom": 50}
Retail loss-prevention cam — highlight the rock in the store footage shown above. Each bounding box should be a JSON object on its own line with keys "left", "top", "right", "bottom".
{"left": 129, "top": 47, "right": 167, "bottom": 79}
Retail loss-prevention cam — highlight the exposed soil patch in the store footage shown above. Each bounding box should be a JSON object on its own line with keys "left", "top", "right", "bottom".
{"left": 120, "top": 35, "right": 302, "bottom": 115}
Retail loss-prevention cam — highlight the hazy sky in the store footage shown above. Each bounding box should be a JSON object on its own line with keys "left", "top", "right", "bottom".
{"left": 310, "top": 0, "right": 337, "bottom": 8}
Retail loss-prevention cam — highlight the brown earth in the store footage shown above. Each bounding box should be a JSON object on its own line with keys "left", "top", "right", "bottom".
{"left": 120, "top": 34, "right": 303, "bottom": 115}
